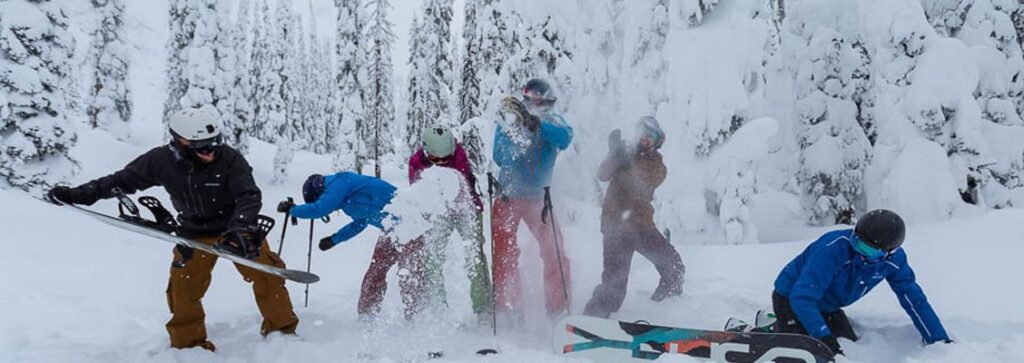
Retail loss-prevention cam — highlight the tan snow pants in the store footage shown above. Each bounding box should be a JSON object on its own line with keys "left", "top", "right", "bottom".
{"left": 165, "top": 236, "right": 299, "bottom": 348}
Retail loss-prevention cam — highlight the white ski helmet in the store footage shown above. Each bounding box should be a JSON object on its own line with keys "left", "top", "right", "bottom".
{"left": 421, "top": 125, "right": 455, "bottom": 158}
{"left": 169, "top": 106, "right": 222, "bottom": 142}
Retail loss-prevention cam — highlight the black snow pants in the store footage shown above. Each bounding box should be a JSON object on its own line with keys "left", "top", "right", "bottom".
{"left": 583, "top": 225, "right": 685, "bottom": 318}
{"left": 772, "top": 291, "right": 858, "bottom": 341}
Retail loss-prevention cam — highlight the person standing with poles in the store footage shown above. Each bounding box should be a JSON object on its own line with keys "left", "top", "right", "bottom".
{"left": 409, "top": 125, "right": 494, "bottom": 324}
{"left": 46, "top": 106, "right": 299, "bottom": 351}
{"left": 583, "top": 116, "right": 685, "bottom": 319}
{"left": 490, "top": 78, "right": 574, "bottom": 319}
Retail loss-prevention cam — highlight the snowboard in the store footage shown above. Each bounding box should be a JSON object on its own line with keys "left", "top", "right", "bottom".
{"left": 554, "top": 315, "right": 834, "bottom": 363}
{"left": 60, "top": 202, "right": 320, "bottom": 284}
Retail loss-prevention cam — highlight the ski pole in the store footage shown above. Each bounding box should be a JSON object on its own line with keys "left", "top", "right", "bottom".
{"left": 542, "top": 186, "right": 570, "bottom": 313}
{"left": 486, "top": 172, "right": 498, "bottom": 336}
{"left": 305, "top": 219, "right": 314, "bottom": 307}
{"left": 276, "top": 197, "right": 297, "bottom": 255}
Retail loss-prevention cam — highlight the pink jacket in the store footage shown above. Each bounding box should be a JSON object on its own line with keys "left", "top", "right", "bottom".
{"left": 408, "top": 143, "right": 484, "bottom": 212}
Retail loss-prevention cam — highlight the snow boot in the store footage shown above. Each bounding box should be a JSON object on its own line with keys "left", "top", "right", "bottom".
{"left": 651, "top": 282, "right": 682, "bottom": 302}
{"left": 753, "top": 310, "right": 777, "bottom": 333}
{"left": 724, "top": 318, "right": 751, "bottom": 333}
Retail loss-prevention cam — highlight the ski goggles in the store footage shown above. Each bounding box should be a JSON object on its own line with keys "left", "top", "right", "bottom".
{"left": 188, "top": 135, "right": 223, "bottom": 155}
{"left": 852, "top": 234, "right": 886, "bottom": 260}
{"left": 522, "top": 91, "right": 555, "bottom": 108}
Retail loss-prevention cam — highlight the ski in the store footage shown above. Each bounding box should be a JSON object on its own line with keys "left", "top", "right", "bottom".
{"left": 59, "top": 201, "right": 320, "bottom": 284}
{"left": 554, "top": 315, "right": 834, "bottom": 363}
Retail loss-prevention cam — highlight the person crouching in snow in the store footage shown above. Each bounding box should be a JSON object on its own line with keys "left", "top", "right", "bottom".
{"left": 583, "top": 116, "right": 685, "bottom": 318}
{"left": 410, "top": 125, "right": 493, "bottom": 324}
{"left": 276, "top": 173, "right": 426, "bottom": 321}
{"left": 772, "top": 209, "right": 952, "bottom": 357}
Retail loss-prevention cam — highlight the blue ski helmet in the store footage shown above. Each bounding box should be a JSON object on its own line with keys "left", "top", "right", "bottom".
{"left": 302, "top": 174, "right": 326, "bottom": 203}
{"left": 636, "top": 116, "right": 665, "bottom": 150}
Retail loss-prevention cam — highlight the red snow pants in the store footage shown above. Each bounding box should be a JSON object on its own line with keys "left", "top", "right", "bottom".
{"left": 490, "top": 197, "right": 571, "bottom": 314}
{"left": 357, "top": 235, "right": 427, "bottom": 320}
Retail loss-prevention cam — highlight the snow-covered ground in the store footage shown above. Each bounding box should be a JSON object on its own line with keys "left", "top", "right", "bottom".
{"left": 1, "top": 132, "right": 1022, "bottom": 363}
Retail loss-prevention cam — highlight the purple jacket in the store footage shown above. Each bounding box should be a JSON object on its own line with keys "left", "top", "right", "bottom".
{"left": 408, "top": 143, "right": 484, "bottom": 212}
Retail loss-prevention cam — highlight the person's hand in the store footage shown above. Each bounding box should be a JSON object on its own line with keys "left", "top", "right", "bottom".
{"left": 276, "top": 199, "right": 295, "bottom": 213}
{"left": 608, "top": 129, "right": 623, "bottom": 152}
{"left": 46, "top": 186, "right": 73, "bottom": 205}
{"left": 219, "top": 229, "right": 260, "bottom": 259}
{"left": 821, "top": 335, "right": 844, "bottom": 357}
{"left": 318, "top": 236, "right": 335, "bottom": 251}
{"left": 522, "top": 113, "right": 540, "bottom": 132}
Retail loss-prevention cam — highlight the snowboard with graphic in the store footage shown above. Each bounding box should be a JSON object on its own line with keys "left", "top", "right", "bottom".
{"left": 554, "top": 315, "right": 834, "bottom": 363}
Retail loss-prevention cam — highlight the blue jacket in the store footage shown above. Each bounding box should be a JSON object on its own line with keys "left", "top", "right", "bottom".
{"left": 493, "top": 113, "right": 573, "bottom": 198}
{"left": 774, "top": 229, "right": 949, "bottom": 343}
{"left": 290, "top": 172, "right": 397, "bottom": 246}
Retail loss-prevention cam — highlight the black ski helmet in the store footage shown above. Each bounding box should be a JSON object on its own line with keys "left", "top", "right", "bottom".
{"left": 303, "top": 174, "right": 326, "bottom": 203}
{"left": 854, "top": 209, "right": 906, "bottom": 251}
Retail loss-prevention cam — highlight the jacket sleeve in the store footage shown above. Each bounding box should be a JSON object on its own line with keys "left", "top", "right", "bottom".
{"left": 291, "top": 179, "right": 352, "bottom": 220}
{"left": 789, "top": 247, "right": 840, "bottom": 339}
{"left": 408, "top": 150, "right": 425, "bottom": 184}
{"left": 493, "top": 125, "right": 515, "bottom": 168}
{"left": 539, "top": 116, "right": 573, "bottom": 151}
{"left": 70, "top": 150, "right": 162, "bottom": 205}
{"left": 331, "top": 218, "right": 369, "bottom": 244}
{"left": 596, "top": 152, "right": 622, "bottom": 182}
{"left": 225, "top": 155, "right": 262, "bottom": 229}
{"left": 887, "top": 256, "right": 950, "bottom": 344}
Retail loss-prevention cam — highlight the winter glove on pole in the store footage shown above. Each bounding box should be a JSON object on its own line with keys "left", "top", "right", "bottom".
{"left": 276, "top": 197, "right": 297, "bottom": 255}
{"left": 276, "top": 198, "right": 296, "bottom": 213}
{"left": 821, "top": 335, "right": 844, "bottom": 357}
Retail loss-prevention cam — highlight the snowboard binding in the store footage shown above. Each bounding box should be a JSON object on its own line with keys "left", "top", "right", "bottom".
{"left": 216, "top": 215, "right": 276, "bottom": 260}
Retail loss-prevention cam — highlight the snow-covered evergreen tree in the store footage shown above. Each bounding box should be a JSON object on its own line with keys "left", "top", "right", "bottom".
{"left": 271, "top": 0, "right": 296, "bottom": 183}
{"left": 794, "top": 28, "right": 873, "bottom": 225}
{"left": 284, "top": 14, "right": 306, "bottom": 150}
{"left": 672, "top": 0, "right": 719, "bottom": 27}
{"left": 334, "top": 0, "right": 365, "bottom": 171}
{"left": 405, "top": 0, "right": 454, "bottom": 151}
{"left": 164, "top": 0, "right": 230, "bottom": 127}
{"left": 163, "top": 0, "right": 192, "bottom": 125}
{"left": 86, "top": 0, "right": 131, "bottom": 141}
{"left": 622, "top": 0, "right": 669, "bottom": 114}
{"left": 227, "top": 0, "right": 252, "bottom": 153}
{"left": 0, "top": 0, "right": 77, "bottom": 191}
{"left": 364, "top": 0, "right": 397, "bottom": 176}
{"left": 213, "top": 1, "right": 240, "bottom": 151}
{"left": 456, "top": 0, "right": 496, "bottom": 174}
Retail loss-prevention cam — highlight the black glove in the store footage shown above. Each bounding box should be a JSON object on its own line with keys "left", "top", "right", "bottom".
{"left": 500, "top": 97, "right": 540, "bottom": 132}
{"left": 607, "top": 129, "right": 630, "bottom": 169}
{"left": 172, "top": 245, "right": 195, "bottom": 269}
{"left": 523, "top": 113, "right": 541, "bottom": 133}
{"left": 46, "top": 186, "right": 73, "bottom": 205}
{"left": 219, "top": 229, "right": 260, "bottom": 259}
{"left": 821, "top": 335, "right": 844, "bottom": 357}
{"left": 318, "top": 236, "right": 335, "bottom": 251}
{"left": 276, "top": 199, "right": 295, "bottom": 214}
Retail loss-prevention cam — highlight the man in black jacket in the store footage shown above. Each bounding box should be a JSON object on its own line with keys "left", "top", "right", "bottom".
{"left": 47, "top": 107, "right": 298, "bottom": 351}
